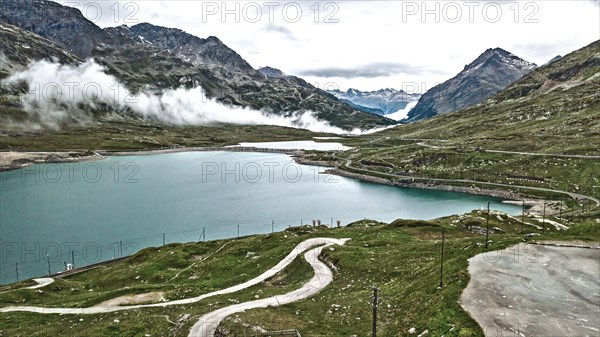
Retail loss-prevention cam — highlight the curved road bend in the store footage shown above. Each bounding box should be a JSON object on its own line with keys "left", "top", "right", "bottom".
{"left": 26, "top": 278, "right": 54, "bottom": 289}
{"left": 188, "top": 240, "right": 347, "bottom": 337}
{"left": 0, "top": 238, "right": 349, "bottom": 315}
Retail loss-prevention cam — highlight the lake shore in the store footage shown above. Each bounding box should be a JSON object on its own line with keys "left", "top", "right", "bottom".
{"left": 291, "top": 153, "right": 571, "bottom": 216}
{"left": 0, "top": 151, "right": 105, "bottom": 171}
{"left": 0, "top": 146, "right": 300, "bottom": 171}
{"left": 0, "top": 148, "right": 561, "bottom": 217}
{"left": 321, "top": 167, "right": 568, "bottom": 216}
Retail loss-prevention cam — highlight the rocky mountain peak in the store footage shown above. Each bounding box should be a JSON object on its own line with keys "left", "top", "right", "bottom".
{"left": 407, "top": 47, "right": 536, "bottom": 122}
{"left": 128, "top": 23, "right": 257, "bottom": 75}
{"left": 465, "top": 47, "right": 536, "bottom": 72}
{"left": 259, "top": 66, "right": 286, "bottom": 78}
{"left": 206, "top": 36, "right": 222, "bottom": 43}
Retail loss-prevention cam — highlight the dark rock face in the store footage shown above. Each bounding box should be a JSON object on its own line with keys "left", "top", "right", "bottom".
{"left": 545, "top": 55, "right": 562, "bottom": 65}
{"left": 258, "top": 66, "right": 286, "bottom": 78}
{"left": 129, "top": 23, "right": 258, "bottom": 76}
{"left": 0, "top": 0, "right": 107, "bottom": 58}
{"left": 0, "top": 22, "right": 80, "bottom": 74}
{"left": 406, "top": 48, "right": 536, "bottom": 122}
{"left": 0, "top": 0, "right": 394, "bottom": 130}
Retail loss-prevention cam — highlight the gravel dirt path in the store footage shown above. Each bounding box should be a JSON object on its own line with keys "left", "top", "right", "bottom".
{"left": 188, "top": 239, "right": 347, "bottom": 336}
{"left": 0, "top": 238, "right": 348, "bottom": 316}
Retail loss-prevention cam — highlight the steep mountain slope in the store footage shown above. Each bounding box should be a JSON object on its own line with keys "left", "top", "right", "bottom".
{"left": 383, "top": 40, "right": 600, "bottom": 154}
{"left": 129, "top": 23, "right": 257, "bottom": 75}
{"left": 0, "top": 0, "right": 393, "bottom": 130}
{"left": 0, "top": 22, "right": 80, "bottom": 78}
{"left": 406, "top": 48, "right": 536, "bottom": 122}
{"left": 329, "top": 88, "right": 420, "bottom": 116}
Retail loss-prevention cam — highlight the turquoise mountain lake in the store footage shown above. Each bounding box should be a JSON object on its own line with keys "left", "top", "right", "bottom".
{"left": 0, "top": 151, "right": 521, "bottom": 284}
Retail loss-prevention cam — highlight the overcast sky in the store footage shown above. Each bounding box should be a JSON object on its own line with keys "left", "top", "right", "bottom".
{"left": 56, "top": 0, "right": 600, "bottom": 92}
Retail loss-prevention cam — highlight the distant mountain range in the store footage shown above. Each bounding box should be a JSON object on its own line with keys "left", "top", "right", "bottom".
{"left": 406, "top": 48, "right": 537, "bottom": 122}
{"left": 0, "top": 0, "right": 394, "bottom": 130}
{"left": 328, "top": 88, "right": 421, "bottom": 116}
{"left": 2, "top": 0, "right": 591, "bottom": 136}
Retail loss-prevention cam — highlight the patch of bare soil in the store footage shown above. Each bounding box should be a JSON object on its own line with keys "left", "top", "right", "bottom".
{"left": 93, "top": 291, "right": 165, "bottom": 307}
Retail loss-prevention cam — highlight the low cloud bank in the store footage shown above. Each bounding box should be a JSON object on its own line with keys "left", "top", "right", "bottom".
{"left": 2, "top": 60, "right": 371, "bottom": 134}
{"left": 386, "top": 100, "right": 418, "bottom": 121}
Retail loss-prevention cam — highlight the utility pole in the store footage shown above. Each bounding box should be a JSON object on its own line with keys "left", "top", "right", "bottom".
{"left": 559, "top": 201, "right": 563, "bottom": 219}
{"left": 15, "top": 263, "right": 19, "bottom": 282}
{"left": 71, "top": 250, "right": 75, "bottom": 268}
{"left": 485, "top": 202, "right": 490, "bottom": 249}
{"left": 272, "top": 220, "right": 274, "bottom": 233}
{"left": 119, "top": 240, "right": 123, "bottom": 258}
{"left": 542, "top": 201, "right": 547, "bottom": 230}
{"left": 372, "top": 286, "right": 379, "bottom": 337}
{"left": 162, "top": 233, "right": 166, "bottom": 246}
{"left": 46, "top": 254, "right": 51, "bottom": 276}
{"left": 521, "top": 200, "right": 525, "bottom": 231}
{"left": 440, "top": 227, "right": 445, "bottom": 288}
{"left": 199, "top": 227, "right": 206, "bottom": 242}
{"left": 237, "top": 224, "right": 240, "bottom": 238}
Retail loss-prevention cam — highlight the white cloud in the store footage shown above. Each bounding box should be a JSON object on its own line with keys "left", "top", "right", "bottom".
{"left": 1, "top": 59, "right": 362, "bottom": 134}
{"left": 386, "top": 101, "right": 419, "bottom": 121}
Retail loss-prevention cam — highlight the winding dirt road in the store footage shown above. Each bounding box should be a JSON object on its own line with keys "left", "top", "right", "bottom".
{"left": 26, "top": 278, "right": 54, "bottom": 289}
{"left": 0, "top": 238, "right": 348, "bottom": 316}
{"left": 188, "top": 239, "right": 346, "bottom": 336}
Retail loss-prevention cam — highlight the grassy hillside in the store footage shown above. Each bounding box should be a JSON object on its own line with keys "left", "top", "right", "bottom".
{"left": 0, "top": 119, "right": 331, "bottom": 151}
{"left": 1, "top": 211, "right": 597, "bottom": 336}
